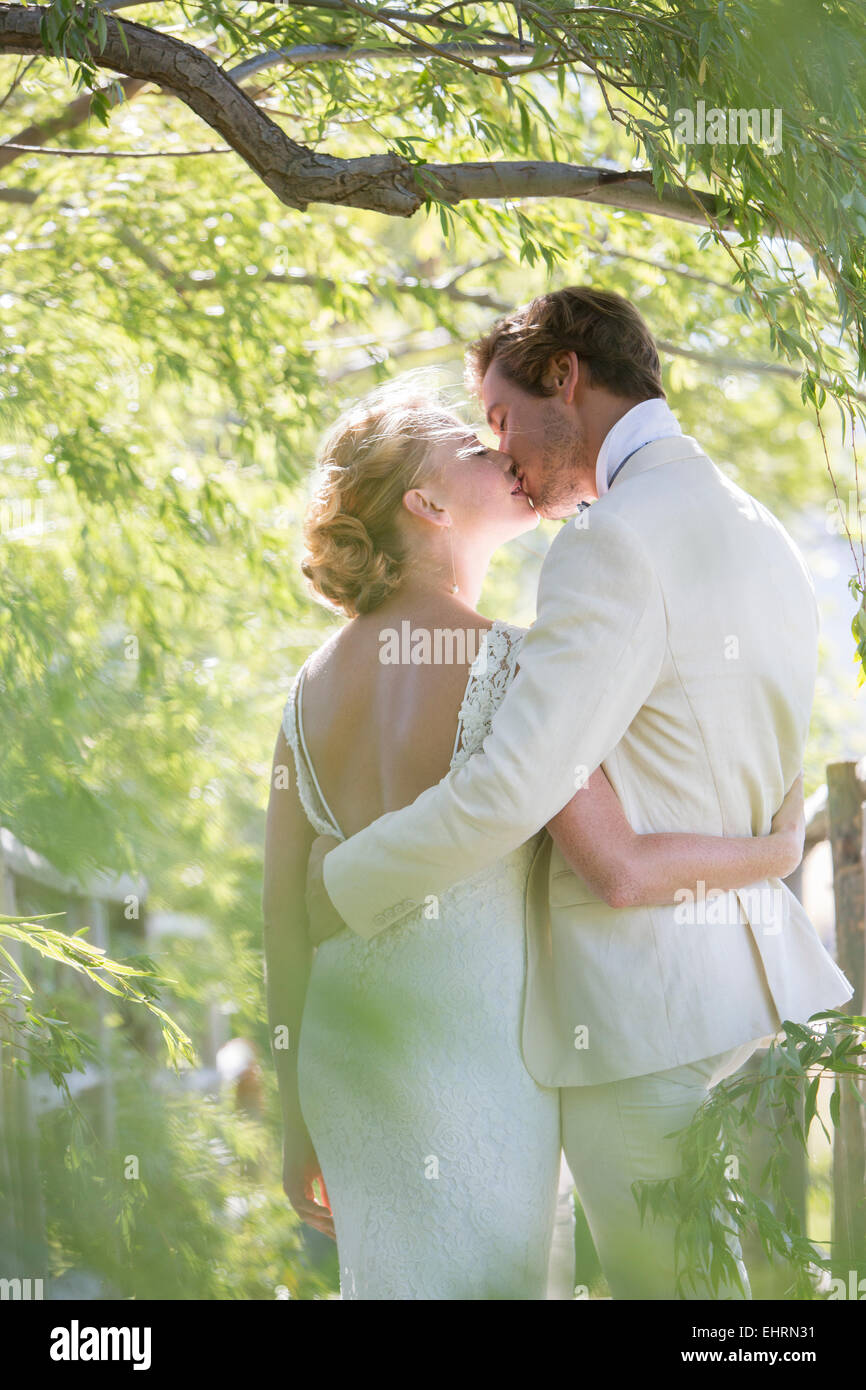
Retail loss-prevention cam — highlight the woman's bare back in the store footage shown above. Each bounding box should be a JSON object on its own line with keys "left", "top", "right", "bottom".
{"left": 299, "top": 596, "right": 493, "bottom": 839}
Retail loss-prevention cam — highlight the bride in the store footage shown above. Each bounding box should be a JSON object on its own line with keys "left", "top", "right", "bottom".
{"left": 262, "top": 374, "right": 804, "bottom": 1301}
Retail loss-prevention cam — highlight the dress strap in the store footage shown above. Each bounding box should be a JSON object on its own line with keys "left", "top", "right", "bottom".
{"left": 281, "top": 663, "right": 344, "bottom": 840}
{"left": 296, "top": 667, "right": 344, "bottom": 840}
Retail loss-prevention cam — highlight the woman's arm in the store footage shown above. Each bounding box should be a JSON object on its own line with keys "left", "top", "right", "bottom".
{"left": 263, "top": 725, "right": 334, "bottom": 1239}
{"left": 546, "top": 768, "right": 805, "bottom": 910}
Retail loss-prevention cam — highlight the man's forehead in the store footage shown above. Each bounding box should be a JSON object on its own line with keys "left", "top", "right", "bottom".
{"left": 481, "top": 359, "right": 510, "bottom": 418}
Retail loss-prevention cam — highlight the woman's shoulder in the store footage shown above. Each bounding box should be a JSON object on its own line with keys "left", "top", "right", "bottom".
{"left": 281, "top": 627, "right": 344, "bottom": 741}
{"left": 301, "top": 625, "right": 346, "bottom": 682}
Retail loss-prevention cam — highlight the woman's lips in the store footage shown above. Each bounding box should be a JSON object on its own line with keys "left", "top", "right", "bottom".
{"left": 511, "top": 476, "right": 534, "bottom": 505}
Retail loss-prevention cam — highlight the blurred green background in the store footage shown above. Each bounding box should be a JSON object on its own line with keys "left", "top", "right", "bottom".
{"left": 1, "top": 0, "right": 864, "bottom": 1300}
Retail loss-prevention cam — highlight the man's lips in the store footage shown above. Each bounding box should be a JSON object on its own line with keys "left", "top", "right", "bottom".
{"left": 510, "top": 474, "right": 534, "bottom": 503}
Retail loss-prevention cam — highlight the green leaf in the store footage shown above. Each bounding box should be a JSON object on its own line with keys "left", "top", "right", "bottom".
{"left": 829, "top": 1083, "right": 841, "bottom": 1129}
{"left": 0, "top": 942, "right": 33, "bottom": 990}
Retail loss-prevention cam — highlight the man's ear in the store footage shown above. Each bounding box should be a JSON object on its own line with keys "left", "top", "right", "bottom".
{"left": 544, "top": 350, "right": 579, "bottom": 403}
{"left": 403, "top": 488, "right": 451, "bottom": 528}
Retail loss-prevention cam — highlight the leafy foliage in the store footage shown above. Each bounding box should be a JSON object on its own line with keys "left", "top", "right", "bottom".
{"left": 635, "top": 1013, "right": 866, "bottom": 1298}
{"left": 4, "top": 0, "right": 863, "bottom": 669}
{"left": 39, "top": 1069, "right": 336, "bottom": 1298}
{"left": 1, "top": 1, "right": 865, "bottom": 1299}
{"left": 0, "top": 912, "right": 196, "bottom": 1077}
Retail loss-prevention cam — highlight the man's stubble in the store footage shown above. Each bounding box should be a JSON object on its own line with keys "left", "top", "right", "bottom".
{"left": 531, "top": 407, "right": 594, "bottom": 519}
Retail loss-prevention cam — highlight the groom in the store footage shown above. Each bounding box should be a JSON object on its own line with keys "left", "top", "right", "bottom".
{"left": 306, "top": 287, "right": 852, "bottom": 1299}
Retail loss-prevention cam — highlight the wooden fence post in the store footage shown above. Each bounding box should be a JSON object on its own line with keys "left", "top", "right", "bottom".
{"left": 739, "top": 798, "right": 829, "bottom": 1294}
{"left": 0, "top": 834, "right": 48, "bottom": 1284}
{"left": 826, "top": 761, "right": 866, "bottom": 1277}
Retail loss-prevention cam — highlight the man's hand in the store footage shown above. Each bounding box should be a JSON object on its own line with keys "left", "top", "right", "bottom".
{"left": 770, "top": 771, "right": 806, "bottom": 877}
{"left": 306, "top": 835, "right": 346, "bottom": 946}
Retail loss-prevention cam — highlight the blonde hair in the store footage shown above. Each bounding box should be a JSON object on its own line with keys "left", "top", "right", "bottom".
{"left": 301, "top": 373, "right": 471, "bottom": 618}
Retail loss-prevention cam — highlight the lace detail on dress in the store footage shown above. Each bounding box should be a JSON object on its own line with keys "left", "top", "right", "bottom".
{"left": 281, "top": 665, "right": 343, "bottom": 840}
{"left": 452, "top": 620, "right": 526, "bottom": 770}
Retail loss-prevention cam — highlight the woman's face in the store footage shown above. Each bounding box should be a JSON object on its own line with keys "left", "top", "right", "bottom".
{"left": 425, "top": 429, "right": 540, "bottom": 546}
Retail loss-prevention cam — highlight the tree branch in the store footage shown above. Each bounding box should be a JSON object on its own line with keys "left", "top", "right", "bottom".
{"left": 420, "top": 162, "right": 721, "bottom": 224}
{"left": 655, "top": 338, "right": 866, "bottom": 405}
{"left": 0, "top": 183, "right": 37, "bottom": 200}
{"left": 585, "top": 240, "right": 735, "bottom": 292}
{"left": 0, "top": 75, "right": 146, "bottom": 171}
{"left": 228, "top": 40, "right": 536, "bottom": 83}
{"left": 0, "top": 140, "right": 230, "bottom": 155}
{"left": 114, "top": 224, "right": 190, "bottom": 300}
{"left": 100, "top": 0, "right": 523, "bottom": 45}
{"left": 0, "top": 4, "right": 729, "bottom": 225}
{"left": 0, "top": 4, "right": 419, "bottom": 213}
{"left": 103, "top": 229, "right": 859, "bottom": 401}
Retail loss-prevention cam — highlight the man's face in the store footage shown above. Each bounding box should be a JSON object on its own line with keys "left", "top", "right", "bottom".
{"left": 481, "top": 357, "right": 594, "bottom": 518}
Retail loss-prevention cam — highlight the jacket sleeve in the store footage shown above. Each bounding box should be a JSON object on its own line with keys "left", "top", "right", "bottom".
{"left": 323, "top": 505, "right": 668, "bottom": 939}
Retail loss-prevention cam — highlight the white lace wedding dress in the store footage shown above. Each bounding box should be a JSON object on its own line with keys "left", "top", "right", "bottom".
{"left": 283, "top": 620, "right": 562, "bottom": 1300}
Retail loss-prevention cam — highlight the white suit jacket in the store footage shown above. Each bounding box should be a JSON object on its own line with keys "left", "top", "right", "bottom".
{"left": 323, "top": 435, "right": 853, "bottom": 1086}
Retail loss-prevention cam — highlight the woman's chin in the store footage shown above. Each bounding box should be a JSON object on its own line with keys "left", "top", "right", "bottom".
{"left": 481, "top": 502, "right": 541, "bottom": 549}
{"left": 503, "top": 505, "right": 541, "bottom": 539}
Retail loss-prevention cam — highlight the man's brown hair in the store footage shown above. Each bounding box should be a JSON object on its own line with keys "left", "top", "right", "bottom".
{"left": 466, "top": 286, "right": 665, "bottom": 402}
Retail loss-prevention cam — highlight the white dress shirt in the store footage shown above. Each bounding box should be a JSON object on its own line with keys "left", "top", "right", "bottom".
{"left": 595, "top": 398, "right": 683, "bottom": 497}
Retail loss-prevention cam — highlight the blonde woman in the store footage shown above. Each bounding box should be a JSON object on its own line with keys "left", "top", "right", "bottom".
{"left": 262, "top": 376, "right": 804, "bottom": 1301}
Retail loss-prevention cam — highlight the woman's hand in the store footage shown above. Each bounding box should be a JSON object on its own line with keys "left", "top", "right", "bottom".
{"left": 282, "top": 1129, "right": 336, "bottom": 1241}
{"left": 770, "top": 771, "right": 806, "bottom": 878}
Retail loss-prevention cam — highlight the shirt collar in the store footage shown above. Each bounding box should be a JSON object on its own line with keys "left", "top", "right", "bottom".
{"left": 595, "top": 398, "right": 683, "bottom": 497}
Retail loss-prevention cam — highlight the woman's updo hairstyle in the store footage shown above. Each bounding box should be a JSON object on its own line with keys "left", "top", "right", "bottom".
{"left": 301, "top": 372, "right": 472, "bottom": 618}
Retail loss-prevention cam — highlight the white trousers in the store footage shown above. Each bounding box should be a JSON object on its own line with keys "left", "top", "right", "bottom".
{"left": 559, "top": 1040, "right": 762, "bottom": 1300}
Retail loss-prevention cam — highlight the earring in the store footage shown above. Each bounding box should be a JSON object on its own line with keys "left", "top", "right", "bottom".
{"left": 448, "top": 525, "right": 459, "bottom": 595}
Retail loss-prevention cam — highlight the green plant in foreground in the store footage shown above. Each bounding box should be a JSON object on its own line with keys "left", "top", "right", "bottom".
{"left": 636, "top": 1012, "right": 866, "bottom": 1298}
{"left": 0, "top": 912, "right": 196, "bottom": 1091}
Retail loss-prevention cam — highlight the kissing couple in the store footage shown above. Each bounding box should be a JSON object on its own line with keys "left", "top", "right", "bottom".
{"left": 263, "top": 286, "right": 852, "bottom": 1300}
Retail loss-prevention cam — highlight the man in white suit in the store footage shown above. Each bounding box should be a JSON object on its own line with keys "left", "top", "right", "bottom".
{"left": 307, "top": 288, "right": 852, "bottom": 1298}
